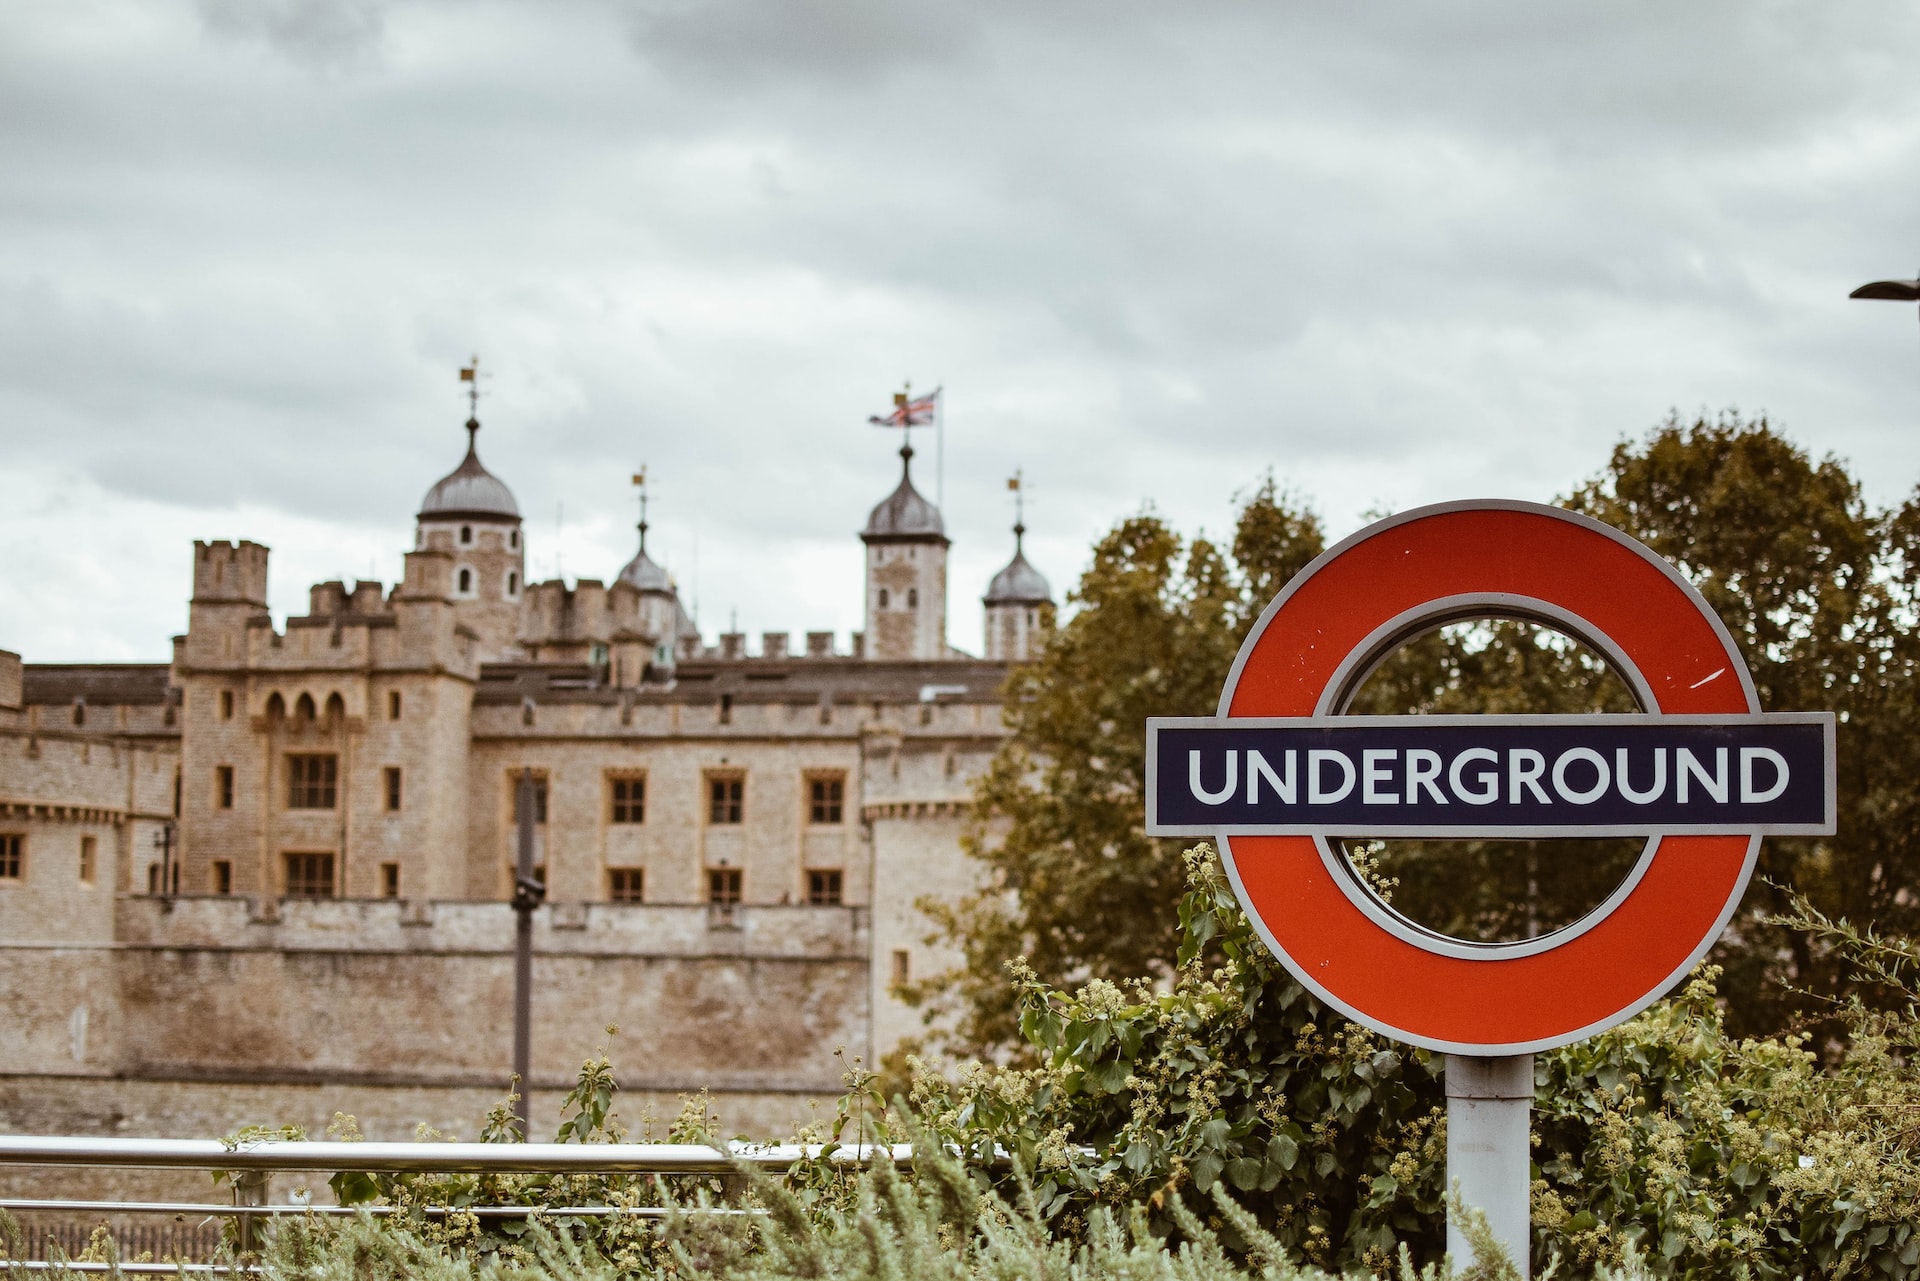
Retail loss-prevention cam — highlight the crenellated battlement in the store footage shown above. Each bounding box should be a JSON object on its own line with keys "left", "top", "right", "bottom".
{"left": 191, "top": 540, "right": 269, "bottom": 605}
{"left": 1, "top": 400, "right": 1059, "bottom": 1145}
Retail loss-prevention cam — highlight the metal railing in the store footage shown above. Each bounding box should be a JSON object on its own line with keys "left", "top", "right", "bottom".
{"left": 0, "top": 1135, "right": 913, "bottom": 1273}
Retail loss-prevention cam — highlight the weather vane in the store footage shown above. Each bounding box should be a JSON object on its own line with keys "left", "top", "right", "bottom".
{"left": 458, "top": 355, "right": 487, "bottom": 427}
{"left": 631, "top": 467, "right": 649, "bottom": 553}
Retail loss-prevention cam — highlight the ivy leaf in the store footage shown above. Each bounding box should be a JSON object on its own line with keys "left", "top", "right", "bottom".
{"left": 328, "top": 1170, "right": 380, "bottom": 1206}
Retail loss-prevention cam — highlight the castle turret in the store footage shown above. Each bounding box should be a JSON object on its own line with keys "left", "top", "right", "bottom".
{"left": 615, "top": 514, "right": 683, "bottom": 672}
{"left": 415, "top": 412, "right": 524, "bottom": 662}
{"left": 185, "top": 541, "right": 271, "bottom": 668}
{"left": 860, "top": 443, "right": 949, "bottom": 661}
{"left": 983, "top": 518, "right": 1052, "bottom": 663}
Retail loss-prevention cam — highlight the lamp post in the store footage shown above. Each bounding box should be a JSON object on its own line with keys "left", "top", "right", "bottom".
{"left": 1850, "top": 273, "right": 1920, "bottom": 335}
{"left": 150, "top": 823, "right": 177, "bottom": 897}
{"left": 511, "top": 769, "right": 545, "bottom": 1135}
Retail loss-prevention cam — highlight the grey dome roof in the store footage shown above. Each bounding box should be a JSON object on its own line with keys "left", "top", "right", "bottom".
{"left": 986, "top": 529, "right": 1052, "bottom": 604}
{"left": 862, "top": 444, "right": 946, "bottom": 541}
{"left": 419, "top": 420, "right": 520, "bottom": 522}
{"left": 617, "top": 526, "right": 674, "bottom": 594}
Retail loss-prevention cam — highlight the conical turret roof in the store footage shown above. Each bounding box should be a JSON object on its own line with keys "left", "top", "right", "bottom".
{"left": 419, "top": 419, "right": 520, "bottom": 522}
{"left": 619, "top": 514, "right": 674, "bottom": 596}
{"left": 986, "top": 525, "right": 1052, "bottom": 603}
{"left": 862, "top": 443, "right": 946, "bottom": 541}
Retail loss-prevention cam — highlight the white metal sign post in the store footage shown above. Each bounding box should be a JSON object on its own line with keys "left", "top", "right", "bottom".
{"left": 1146, "top": 501, "right": 1836, "bottom": 1277}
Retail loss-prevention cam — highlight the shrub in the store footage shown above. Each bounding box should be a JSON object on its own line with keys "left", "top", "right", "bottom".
{"left": 903, "top": 846, "right": 1920, "bottom": 1277}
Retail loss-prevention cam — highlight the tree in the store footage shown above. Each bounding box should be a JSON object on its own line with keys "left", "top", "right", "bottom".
{"left": 1344, "top": 621, "right": 1643, "bottom": 945}
{"left": 913, "top": 480, "right": 1323, "bottom": 1056}
{"left": 1567, "top": 411, "right": 1901, "bottom": 1037}
{"left": 927, "top": 413, "right": 1917, "bottom": 1053}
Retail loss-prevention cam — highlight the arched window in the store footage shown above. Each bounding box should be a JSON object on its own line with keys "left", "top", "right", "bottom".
{"left": 510, "top": 530, "right": 519, "bottom": 549}
{"left": 458, "top": 568, "right": 473, "bottom": 593}
{"left": 507, "top": 571, "right": 518, "bottom": 595}
{"left": 878, "top": 588, "right": 889, "bottom": 609}
{"left": 265, "top": 692, "right": 286, "bottom": 722}
{"left": 460, "top": 525, "right": 473, "bottom": 545}
{"left": 907, "top": 588, "right": 918, "bottom": 608}
{"left": 294, "top": 692, "right": 317, "bottom": 723}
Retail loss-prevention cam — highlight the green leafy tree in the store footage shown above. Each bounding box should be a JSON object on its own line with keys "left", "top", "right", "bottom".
{"left": 929, "top": 411, "right": 1916, "bottom": 1052}
{"left": 1346, "top": 622, "right": 1641, "bottom": 944}
{"left": 915, "top": 480, "right": 1323, "bottom": 1056}
{"left": 1566, "top": 411, "right": 1897, "bottom": 1036}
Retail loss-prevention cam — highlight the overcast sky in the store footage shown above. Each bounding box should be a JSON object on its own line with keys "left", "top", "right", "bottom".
{"left": 3, "top": 2, "right": 1917, "bottom": 662}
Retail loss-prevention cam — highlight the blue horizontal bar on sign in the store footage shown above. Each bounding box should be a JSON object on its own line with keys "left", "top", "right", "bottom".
{"left": 1144, "top": 713, "right": 1836, "bottom": 837}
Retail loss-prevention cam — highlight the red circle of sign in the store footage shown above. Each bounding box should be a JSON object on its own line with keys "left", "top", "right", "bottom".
{"left": 1218, "top": 502, "right": 1759, "bottom": 1053}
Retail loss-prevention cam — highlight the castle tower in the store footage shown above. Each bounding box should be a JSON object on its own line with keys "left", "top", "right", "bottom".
{"left": 983, "top": 515, "right": 1052, "bottom": 662}
{"left": 614, "top": 507, "right": 691, "bottom": 678}
{"left": 416, "top": 409, "right": 525, "bottom": 663}
{"left": 185, "top": 540, "right": 271, "bottom": 659}
{"left": 861, "top": 442, "right": 949, "bottom": 661}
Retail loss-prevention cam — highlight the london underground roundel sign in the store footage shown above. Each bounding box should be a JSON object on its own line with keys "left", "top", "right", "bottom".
{"left": 1145, "top": 500, "right": 1836, "bottom": 1055}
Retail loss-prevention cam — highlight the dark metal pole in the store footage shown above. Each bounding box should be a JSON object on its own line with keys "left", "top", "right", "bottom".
{"left": 154, "top": 823, "right": 176, "bottom": 898}
{"left": 512, "top": 768, "right": 543, "bottom": 1135}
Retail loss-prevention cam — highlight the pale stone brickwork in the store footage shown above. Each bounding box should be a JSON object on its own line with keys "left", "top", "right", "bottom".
{"left": 0, "top": 423, "right": 1053, "bottom": 1158}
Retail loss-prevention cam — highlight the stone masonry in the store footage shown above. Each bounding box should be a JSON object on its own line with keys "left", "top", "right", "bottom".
{"left": 0, "top": 417, "right": 1053, "bottom": 1178}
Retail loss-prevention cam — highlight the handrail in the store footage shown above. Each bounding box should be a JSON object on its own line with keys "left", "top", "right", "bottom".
{"left": 0, "top": 1136, "right": 911, "bottom": 1174}
{"left": 0, "top": 1199, "right": 746, "bottom": 1219}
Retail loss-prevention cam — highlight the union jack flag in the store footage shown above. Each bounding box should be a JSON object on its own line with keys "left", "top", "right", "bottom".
{"left": 868, "top": 387, "right": 940, "bottom": 428}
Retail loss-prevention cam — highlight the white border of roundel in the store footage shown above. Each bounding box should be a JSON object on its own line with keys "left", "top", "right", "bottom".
{"left": 1212, "top": 499, "right": 1764, "bottom": 1055}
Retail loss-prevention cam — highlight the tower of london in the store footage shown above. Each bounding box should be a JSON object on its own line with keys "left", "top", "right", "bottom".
{"left": 0, "top": 403, "right": 1053, "bottom": 1149}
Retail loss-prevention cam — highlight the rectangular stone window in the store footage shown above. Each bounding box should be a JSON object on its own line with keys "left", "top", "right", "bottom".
{"left": 511, "top": 775, "right": 548, "bottom": 825}
{"left": 609, "top": 776, "right": 645, "bottom": 824}
{"left": 384, "top": 767, "right": 403, "bottom": 813}
{"left": 2, "top": 834, "right": 25, "bottom": 881}
{"left": 891, "top": 948, "right": 911, "bottom": 987}
{"left": 380, "top": 862, "right": 400, "bottom": 899}
{"left": 707, "top": 867, "right": 742, "bottom": 906}
{"left": 79, "top": 836, "right": 96, "bottom": 885}
{"left": 388, "top": 690, "right": 403, "bottom": 720}
{"left": 216, "top": 765, "right": 234, "bottom": 810}
{"left": 808, "top": 775, "right": 845, "bottom": 825}
{"left": 608, "top": 868, "right": 645, "bottom": 903}
{"left": 806, "top": 869, "right": 843, "bottom": 906}
{"left": 286, "top": 754, "right": 337, "bottom": 809}
{"left": 212, "top": 860, "right": 232, "bottom": 894}
{"left": 708, "top": 776, "right": 743, "bottom": 825}
{"left": 284, "top": 851, "right": 336, "bottom": 898}
{"left": 219, "top": 690, "right": 234, "bottom": 721}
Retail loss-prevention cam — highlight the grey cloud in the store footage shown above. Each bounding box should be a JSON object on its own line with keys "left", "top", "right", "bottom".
{"left": 197, "top": 0, "right": 394, "bottom": 72}
{"left": 2, "top": 0, "right": 1919, "bottom": 663}
{"left": 624, "top": 0, "right": 982, "bottom": 84}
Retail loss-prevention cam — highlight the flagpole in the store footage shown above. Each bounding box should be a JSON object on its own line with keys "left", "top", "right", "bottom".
{"left": 936, "top": 382, "right": 945, "bottom": 509}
